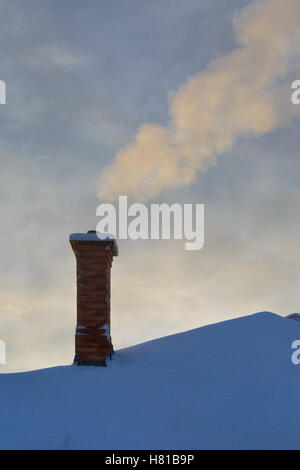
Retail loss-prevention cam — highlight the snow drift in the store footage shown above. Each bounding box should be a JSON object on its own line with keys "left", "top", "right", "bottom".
{"left": 0, "top": 312, "right": 300, "bottom": 450}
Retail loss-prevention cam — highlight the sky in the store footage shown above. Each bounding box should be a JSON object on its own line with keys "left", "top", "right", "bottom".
{"left": 0, "top": 0, "right": 300, "bottom": 372}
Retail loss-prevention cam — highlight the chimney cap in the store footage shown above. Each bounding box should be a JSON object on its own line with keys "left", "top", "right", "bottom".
{"left": 69, "top": 232, "right": 118, "bottom": 255}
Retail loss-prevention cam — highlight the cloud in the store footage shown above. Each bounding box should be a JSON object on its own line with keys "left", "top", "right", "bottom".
{"left": 25, "top": 45, "right": 85, "bottom": 70}
{"left": 98, "top": 0, "right": 300, "bottom": 202}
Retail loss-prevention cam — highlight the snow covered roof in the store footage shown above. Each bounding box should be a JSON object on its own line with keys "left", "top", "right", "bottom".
{"left": 69, "top": 232, "right": 118, "bottom": 255}
{"left": 286, "top": 313, "right": 300, "bottom": 322}
{"left": 0, "top": 311, "right": 300, "bottom": 449}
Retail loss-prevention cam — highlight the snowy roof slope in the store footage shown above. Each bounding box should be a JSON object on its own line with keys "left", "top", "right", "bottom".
{"left": 0, "top": 312, "right": 300, "bottom": 450}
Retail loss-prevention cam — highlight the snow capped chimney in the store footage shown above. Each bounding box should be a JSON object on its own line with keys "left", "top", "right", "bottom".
{"left": 70, "top": 231, "right": 118, "bottom": 366}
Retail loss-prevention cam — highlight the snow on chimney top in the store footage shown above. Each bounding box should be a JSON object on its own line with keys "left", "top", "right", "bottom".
{"left": 70, "top": 231, "right": 118, "bottom": 366}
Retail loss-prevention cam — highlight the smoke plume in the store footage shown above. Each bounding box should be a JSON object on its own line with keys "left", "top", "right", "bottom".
{"left": 98, "top": 0, "right": 300, "bottom": 202}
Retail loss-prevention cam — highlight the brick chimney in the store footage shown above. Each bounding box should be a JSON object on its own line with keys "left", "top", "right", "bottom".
{"left": 70, "top": 231, "right": 118, "bottom": 366}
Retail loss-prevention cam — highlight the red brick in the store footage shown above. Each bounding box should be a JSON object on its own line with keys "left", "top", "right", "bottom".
{"left": 70, "top": 234, "right": 118, "bottom": 366}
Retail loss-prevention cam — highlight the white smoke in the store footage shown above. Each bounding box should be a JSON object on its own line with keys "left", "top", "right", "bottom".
{"left": 98, "top": 0, "right": 300, "bottom": 202}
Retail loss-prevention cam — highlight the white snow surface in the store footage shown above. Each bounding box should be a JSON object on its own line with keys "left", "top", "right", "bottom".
{"left": 0, "top": 312, "right": 300, "bottom": 450}
{"left": 69, "top": 232, "right": 118, "bottom": 253}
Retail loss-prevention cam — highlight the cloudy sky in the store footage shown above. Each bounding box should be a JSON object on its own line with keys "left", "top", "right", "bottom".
{"left": 0, "top": 0, "right": 300, "bottom": 372}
